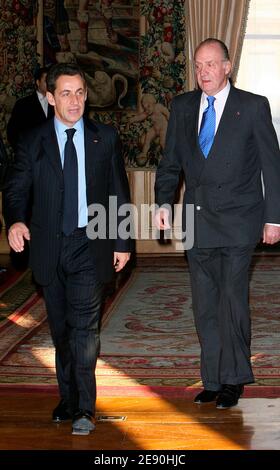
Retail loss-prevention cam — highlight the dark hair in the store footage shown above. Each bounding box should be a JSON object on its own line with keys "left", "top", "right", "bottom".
{"left": 194, "top": 38, "right": 230, "bottom": 61}
{"left": 34, "top": 67, "right": 49, "bottom": 82}
{"left": 46, "top": 63, "right": 86, "bottom": 94}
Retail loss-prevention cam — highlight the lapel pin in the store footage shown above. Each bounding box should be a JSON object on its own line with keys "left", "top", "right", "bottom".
{"left": 236, "top": 111, "right": 240, "bottom": 116}
{"left": 93, "top": 139, "right": 99, "bottom": 143}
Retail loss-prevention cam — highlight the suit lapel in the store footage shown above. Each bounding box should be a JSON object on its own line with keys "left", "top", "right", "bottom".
{"left": 42, "top": 118, "right": 102, "bottom": 191}
{"left": 84, "top": 118, "right": 102, "bottom": 197}
{"left": 184, "top": 91, "right": 207, "bottom": 178}
{"left": 42, "top": 120, "right": 63, "bottom": 184}
{"left": 206, "top": 86, "right": 242, "bottom": 159}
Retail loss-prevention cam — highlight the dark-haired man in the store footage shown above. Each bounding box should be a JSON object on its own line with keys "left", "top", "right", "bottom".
{"left": 4, "top": 62, "right": 132, "bottom": 435}
{"left": 155, "top": 38, "right": 280, "bottom": 409}
{"left": 7, "top": 67, "right": 54, "bottom": 151}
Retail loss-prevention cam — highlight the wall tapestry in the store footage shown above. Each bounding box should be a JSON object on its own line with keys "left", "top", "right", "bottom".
{"left": 0, "top": 0, "right": 39, "bottom": 158}
{"left": 43, "top": 0, "right": 139, "bottom": 112}
{"left": 0, "top": 0, "right": 187, "bottom": 168}
{"left": 93, "top": 0, "right": 187, "bottom": 168}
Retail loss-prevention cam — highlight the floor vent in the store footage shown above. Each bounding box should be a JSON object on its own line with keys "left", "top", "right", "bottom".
{"left": 97, "top": 415, "right": 126, "bottom": 422}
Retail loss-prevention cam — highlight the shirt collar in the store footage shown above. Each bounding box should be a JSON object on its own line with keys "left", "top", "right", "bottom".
{"left": 201, "top": 80, "right": 231, "bottom": 105}
{"left": 36, "top": 91, "right": 47, "bottom": 102}
{"left": 54, "top": 117, "right": 84, "bottom": 138}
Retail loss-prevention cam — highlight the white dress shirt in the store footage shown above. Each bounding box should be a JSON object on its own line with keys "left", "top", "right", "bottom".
{"left": 36, "top": 91, "right": 48, "bottom": 117}
{"left": 54, "top": 117, "right": 88, "bottom": 228}
{"left": 198, "top": 80, "right": 231, "bottom": 135}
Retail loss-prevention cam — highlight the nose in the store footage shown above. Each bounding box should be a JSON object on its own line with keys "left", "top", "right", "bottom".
{"left": 199, "top": 64, "right": 208, "bottom": 75}
{"left": 69, "top": 93, "right": 79, "bottom": 105}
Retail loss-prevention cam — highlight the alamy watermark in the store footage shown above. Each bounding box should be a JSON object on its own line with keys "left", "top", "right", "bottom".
{"left": 86, "top": 196, "right": 194, "bottom": 251}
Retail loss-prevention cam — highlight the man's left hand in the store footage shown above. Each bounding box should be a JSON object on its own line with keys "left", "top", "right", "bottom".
{"left": 263, "top": 224, "right": 280, "bottom": 244}
{"left": 114, "top": 252, "right": 131, "bottom": 272}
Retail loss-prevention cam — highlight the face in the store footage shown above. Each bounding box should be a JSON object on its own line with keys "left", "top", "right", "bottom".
{"left": 46, "top": 74, "right": 87, "bottom": 126}
{"left": 36, "top": 73, "right": 47, "bottom": 96}
{"left": 194, "top": 43, "right": 231, "bottom": 96}
{"left": 142, "top": 97, "right": 155, "bottom": 114}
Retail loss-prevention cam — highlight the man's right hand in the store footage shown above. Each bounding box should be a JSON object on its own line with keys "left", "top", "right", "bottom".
{"left": 8, "top": 222, "right": 30, "bottom": 252}
{"left": 154, "top": 208, "right": 171, "bottom": 230}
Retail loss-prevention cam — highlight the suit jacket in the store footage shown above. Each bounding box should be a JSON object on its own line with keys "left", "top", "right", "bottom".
{"left": 0, "top": 133, "right": 8, "bottom": 190}
{"left": 4, "top": 118, "right": 132, "bottom": 285}
{"left": 7, "top": 92, "right": 54, "bottom": 150}
{"left": 155, "top": 86, "right": 280, "bottom": 248}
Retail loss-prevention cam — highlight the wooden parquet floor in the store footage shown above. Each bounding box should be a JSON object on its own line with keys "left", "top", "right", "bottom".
{"left": 1, "top": 254, "right": 280, "bottom": 458}
{"left": 0, "top": 391, "right": 279, "bottom": 451}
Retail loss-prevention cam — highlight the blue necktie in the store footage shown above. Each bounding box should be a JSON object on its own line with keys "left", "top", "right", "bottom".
{"left": 62, "top": 128, "right": 78, "bottom": 235}
{"left": 199, "top": 96, "right": 216, "bottom": 158}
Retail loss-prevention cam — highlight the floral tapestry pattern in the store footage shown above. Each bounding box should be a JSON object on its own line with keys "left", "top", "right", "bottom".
{"left": 93, "top": 0, "right": 187, "bottom": 167}
{"left": 43, "top": 1, "right": 139, "bottom": 112}
{"left": 0, "top": 0, "right": 187, "bottom": 168}
{"left": 0, "top": 0, "right": 39, "bottom": 158}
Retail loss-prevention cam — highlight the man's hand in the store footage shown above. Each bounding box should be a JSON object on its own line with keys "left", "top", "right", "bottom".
{"left": 8, "top": 222, "right": 30, "bottom": 252}
{"left": 114, "top": 252, "right": 131, "bottom": 272}
{"left": 154, "top": 208, "right": 171, "bottom": 230}
{"left": 263, "top": 224, "right": 280, "bottom": 244}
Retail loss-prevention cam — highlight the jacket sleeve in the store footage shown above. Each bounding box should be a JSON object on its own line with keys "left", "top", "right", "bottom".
{"left": 254, "top": 96, "right": 280, "bottom": 223}
{"left": 155, "top": 99, "right": 182, "bottom": 208}
{"left": 109, "top": 129, "right": 134, "bottom": 253}
{"left": 3, "top": 135, "right": 32, "bottom": 229}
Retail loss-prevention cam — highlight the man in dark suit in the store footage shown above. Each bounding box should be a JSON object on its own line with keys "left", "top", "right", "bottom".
{"left": 4, "top": 63, "right": 132, "bottom": 435}
{"left": 155, "top": 38, "right": 280, "bottom": 409}
{"left": 7, "top": 67, "right": 54, "bottom": 151}
{"left": 7, "top": 68, "right": 54, "bottom": 270}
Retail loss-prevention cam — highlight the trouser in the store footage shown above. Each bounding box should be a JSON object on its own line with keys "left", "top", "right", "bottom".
{"left": 43, "top": 228, "right": 104, "bottom": 414}
{"left": 187, "top": 245, "right": 255, "bottom": 390}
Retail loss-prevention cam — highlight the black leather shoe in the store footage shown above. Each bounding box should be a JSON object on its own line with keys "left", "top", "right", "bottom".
{"left": 216, "top": 384, "right": 244, "bottom": 409}
{"left": 52, "top": 399, "right": 72, "bottom": 422}
{"left": 194, "top": 389, "right": 220, "bottom": 404}
{"left": 72, "top": 410, "right": 95, "bottom": 435}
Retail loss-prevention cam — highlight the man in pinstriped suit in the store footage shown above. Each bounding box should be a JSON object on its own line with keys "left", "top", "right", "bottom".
{"left": 4, "top": 63, "right": 132, "bottom": 435}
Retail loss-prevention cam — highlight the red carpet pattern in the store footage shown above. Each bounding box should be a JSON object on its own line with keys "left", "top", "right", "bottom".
{"left": 0, "top": 257, "right": 280, "bottom": 397}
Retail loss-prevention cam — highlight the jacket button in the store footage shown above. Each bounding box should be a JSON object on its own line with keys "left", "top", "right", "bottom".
{"left": 218, "top": 185, "right": 222, "bottom": 190}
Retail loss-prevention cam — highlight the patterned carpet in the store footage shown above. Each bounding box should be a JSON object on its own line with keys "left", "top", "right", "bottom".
{"left": 0, "top": 256, "right": 280, "bottom": 397}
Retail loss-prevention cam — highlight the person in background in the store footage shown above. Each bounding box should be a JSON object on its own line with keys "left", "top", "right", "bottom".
{"left": 7, "top": 67, "right": 54, "bottom": 151}
{"left": 7, "top": 67, "right": 54, "bottom": 269}
{"left": 155, "top": 38, "right": 280, "bottom": 409}
{"left": 4, "top": 62, "right": 132, "bottom": 435}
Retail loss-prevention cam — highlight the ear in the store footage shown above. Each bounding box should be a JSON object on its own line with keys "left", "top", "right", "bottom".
{"left": 224, "top": 60, "right": 232, "bottom": 76}
{"left": 46, "top": 91, "right": 55, "bottom": 106}
{"left": 84, "top": 88, "right": 88, "bottom": 102}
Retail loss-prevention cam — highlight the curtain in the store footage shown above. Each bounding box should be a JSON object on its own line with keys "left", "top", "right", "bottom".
{"left": 185, "top": 0, "right": 251, "bottom": 89}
